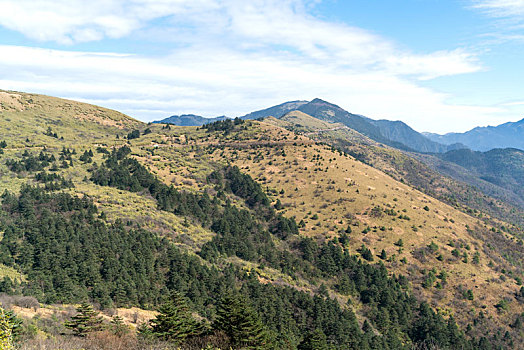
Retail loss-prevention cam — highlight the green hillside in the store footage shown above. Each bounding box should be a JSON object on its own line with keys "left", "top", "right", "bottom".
{"left": 0, "top": 91, "right": 523, "bottom": 349}
{"left": 439, "top": 148, "right": 524, "bottom": 201}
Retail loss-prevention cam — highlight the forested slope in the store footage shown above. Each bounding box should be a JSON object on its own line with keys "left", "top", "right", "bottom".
{"left": 0, "top": 91, "right": 523, "bottom": 349}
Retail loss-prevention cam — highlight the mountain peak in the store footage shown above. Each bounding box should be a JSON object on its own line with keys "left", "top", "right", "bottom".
{"left": 240, "top": 100, "right": 308, "bottom": 120}
{"left": 308, "top": 98, "right": 343, "bottom": 109}
{"left": 309, "top": 97, "right": 329, "bottom": 103}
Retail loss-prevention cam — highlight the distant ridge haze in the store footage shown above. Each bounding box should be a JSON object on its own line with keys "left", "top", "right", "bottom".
{"left": 154, "top": 98, "right": 522, "bottom": 152}
{"left": 240, "top": 98, "right": 466, "bottom": 153}
{"left": 153, "top": 114, "right": 227, "bottom": 126}
{"left": 424, "top": 117, "right": 524, "bottom": 152}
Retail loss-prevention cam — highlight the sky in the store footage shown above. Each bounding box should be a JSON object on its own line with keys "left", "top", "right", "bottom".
{"left": 0, "top": 0, "right": 523, "bottom": 133}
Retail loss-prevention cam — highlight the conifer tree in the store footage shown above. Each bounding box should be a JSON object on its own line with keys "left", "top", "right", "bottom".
{"left": 149, "top": 292, "right": 204, "bottom": 342}
{"left": 65, "top": 303, "right": 104, "bottom": 337}
{"left": 214, "top": 294, "right": 269, "bottom": 349}
{"left": 110, "top": 315, "right": 129, "bottom": 337}
{"left": 298, "top": 328, "right": 329, "bottom": 350}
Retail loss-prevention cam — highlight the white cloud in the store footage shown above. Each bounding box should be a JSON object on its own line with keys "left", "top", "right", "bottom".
{"left": 0, "top": 0, "right": 511, "bottom": 133}
{"left": 472, "top": 0, "right": 524, "bottom": 17}
{"left": 0, "top": 44, "right": 507, "bottom": 133}
{"left": 0, "top": 0, "right": 480, "bottom": 79}
{"left": 0, "top": 0, "right": 217, "bottom": 44}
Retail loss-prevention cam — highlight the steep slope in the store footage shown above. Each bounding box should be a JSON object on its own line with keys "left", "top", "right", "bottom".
{"left": 0, "top": 92, "right": 523, "bottom": 348}
{"left": 180, "top": 119, "right": 523, "bottom": 340}
{"left": 294, "top": 98, "right": 403, "bottom": 147}
{"left": 425, "top": 118, "right": 524, "bottom": 151}
{"left": 268, "top": 112, "right": 524, "bottom": 226}
{"left": 239, "top": 98, "right": 458, "bottom": 153}
{"left": 275, "top": 110, "right": 360, "bottom": 137}
{"left": 153, "top": 113, "right": 227, "bottom": 126}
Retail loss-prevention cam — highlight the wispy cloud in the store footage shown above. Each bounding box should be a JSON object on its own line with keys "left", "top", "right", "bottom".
{"left": 0, "top": 44, "right": 502, "bottom": 133}
{"left": 0, "top": 0, "right": 481, "bottom": 79}
{"left": 502, "top": 100, "right": 524, "bottom": 106}
{"left": 0, "top": 0, "right": 511, "bottom": 133}
{"left": 0, "top": 0, "right": 218, "bottom": 44}
{"left": 472, "top": 0, "right": 524, "bottom": 17}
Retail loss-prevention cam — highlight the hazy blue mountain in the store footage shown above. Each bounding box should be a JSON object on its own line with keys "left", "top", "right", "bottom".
{"left": 369, "top": 119, "right": 467, "bottom": 153}
{"left": 424, "top": 118, "right": 524, "bottom": 151}
{"left": 240, "top": 100, "right": 308, "bottom": 120}
{"left": 154, "top": 114, "right": 228, "bottom": 126}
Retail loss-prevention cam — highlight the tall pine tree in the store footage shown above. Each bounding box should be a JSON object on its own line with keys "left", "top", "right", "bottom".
{"left": 214, "top": 293, "right": 269, "bottom": 349}
{"left": 64, "top": 303, "right": 103, "bottom": 337}
{"left": 149, "top": 292, "right": 204, "bottom": 342}
{"left": 298, "top": 328, "right": 329, "bottom": 350}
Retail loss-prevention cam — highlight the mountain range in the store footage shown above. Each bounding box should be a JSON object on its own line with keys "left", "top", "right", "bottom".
{"left": 156, "top": 99, "right": 524, "bottom": 154}
{"left": 1, "top": 90, "right": 523, "bottom": 349}
{"left": 155, "top": 99, "right": 469, "bottom": 153}
{"left": 424, "top": 118, "right": 524, "bottom": 152}
{"left": 155, "top": 99, "right": 524, "bottom": 209}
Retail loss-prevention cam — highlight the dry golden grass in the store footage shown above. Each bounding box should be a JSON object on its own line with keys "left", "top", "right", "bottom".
{"left": 141, "top": 120, "right": 523, "bottom": 329}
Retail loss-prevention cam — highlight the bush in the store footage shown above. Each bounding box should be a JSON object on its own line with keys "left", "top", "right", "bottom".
{"left": 127, "top": 130, "right": 140, "bottom": 140}
{"left": 0, "top": 307, "right": 15, "bottom": 350}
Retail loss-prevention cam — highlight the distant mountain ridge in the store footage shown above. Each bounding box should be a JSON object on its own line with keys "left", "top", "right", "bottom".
{"left": 155, "top": 98, "right": 522, "bottom": 153}
{"left": 369, "top": 119, "right": 467, "bottom": 153}
{"left": 154, "top": 114, "right": 227, "bottom": 126}
{"left": 241, "top": 98, "right": 462, "bottom": 153}
{"left": 425, "top": 118, "right": 524, "bottom": 151}
{"left": 438, "top": 147, "right": 524, "bottom": 202}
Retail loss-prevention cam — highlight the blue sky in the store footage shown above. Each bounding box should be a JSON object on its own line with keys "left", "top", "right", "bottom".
{"left": 0, "top": 0, "right": 523, "bottom": 133}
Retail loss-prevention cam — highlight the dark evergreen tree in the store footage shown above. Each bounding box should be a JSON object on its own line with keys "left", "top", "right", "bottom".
{"left": 64, "top": 303, "right": 103, "bottom": 337}
{"left": 298, "top": 328, "right": 329, "bottom": 350}
{"left": 214, "top": 294, "right": 269, "bottom": 349}
{"left": 127, "top": 130, "right": 140, "bottom": 139}
{"left": 149, "top": 292, "right": 204, "bottom": 342}
{"left": 109, "top": 315, "right": 129, "bottom": 337}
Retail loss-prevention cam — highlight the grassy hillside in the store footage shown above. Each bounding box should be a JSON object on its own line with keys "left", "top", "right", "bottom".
{"left": 0, "top": 92, "right": 523, "bottom": 348}
{"left": 119, "top": 117, "right": 524, "bottom": 335}
{"left": 178, "top": 121, "right": 523, "bottom": 321}
{"left": 268, "top": 112, "right": 524, "bottom": 228}
{"left": 0, "top": 90, "right": 141, "bottom": 146}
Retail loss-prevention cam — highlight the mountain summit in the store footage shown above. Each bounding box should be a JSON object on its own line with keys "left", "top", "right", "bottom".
{"left": 240, "top": 98, "right": 462, "bottom": 153}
